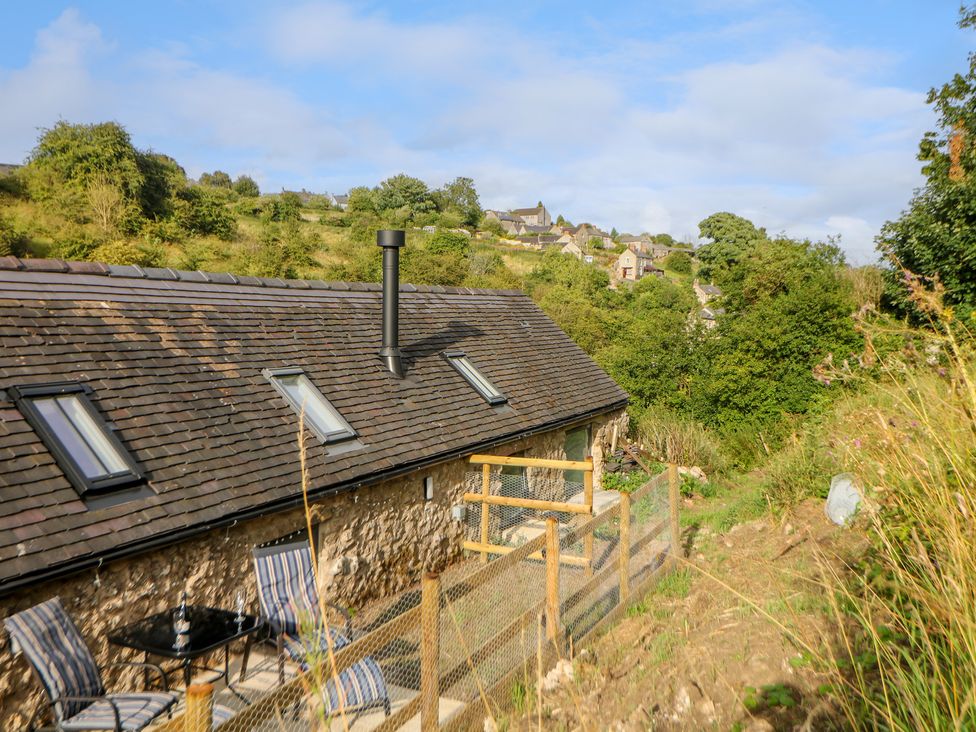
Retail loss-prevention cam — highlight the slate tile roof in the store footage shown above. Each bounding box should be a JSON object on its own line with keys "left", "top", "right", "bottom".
{"left": 0, "top": 257, "right": 628, "bottom": 593}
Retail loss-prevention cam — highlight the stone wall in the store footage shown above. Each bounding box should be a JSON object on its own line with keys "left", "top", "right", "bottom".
{"left": 0, "top": 409, "right": 624, "bottom": 728}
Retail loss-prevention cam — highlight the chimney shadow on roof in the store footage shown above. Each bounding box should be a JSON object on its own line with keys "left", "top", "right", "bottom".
{"left": 399, "top": 320, "right": 485, "bottom": 371}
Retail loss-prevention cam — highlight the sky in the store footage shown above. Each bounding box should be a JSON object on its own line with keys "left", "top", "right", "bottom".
{"left": 0, "top": 2, "right": 971, "bottom": 262}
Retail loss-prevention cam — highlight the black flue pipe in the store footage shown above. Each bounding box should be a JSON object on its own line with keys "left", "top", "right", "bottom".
{"left": 377, "top": 229, "right": 406, "bottom": 377}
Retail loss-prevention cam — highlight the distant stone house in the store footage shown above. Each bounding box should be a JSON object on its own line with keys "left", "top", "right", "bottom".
{"left": 510, "top": 204, "right": 551, "bottom": 227}
{"left": 561, "top": 241, "right": 584, "bottom": 260}
{"left": 331, "top": 193, "right": 350, "bottom": 210}
{"left": 0, "top": 253, "right": 628, "bottom": 728}
{"left": 485, "top": 210, "right": 523, "bottom": 236}
{"left": 616, "top": 247, "right": 664, "bottom": 282}
{"left": 699, "top": 306, "right": 725, "bottom": 328}
{"left": 694, "top": 280, "right": 723, "bottom": 305}
{"left": 575, "top": 224, "right": 614, "bottom": 250}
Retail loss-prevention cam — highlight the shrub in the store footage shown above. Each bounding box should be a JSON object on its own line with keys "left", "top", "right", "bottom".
{"left": 761, "top": 428, "right": 838, "bottom": 509}
{"left": 427, "top": 230, "right": 470, "bottom": 257}
{"left": 89, "top": 240, "right": 164, "bottom": 267}
{"left": 232, "top": 175, "right": 260, "bottom": 197}
{"left": 663, "top": 250, "right": 693, "bottom": 274}
{"left": 636, "top": 407, "right": 725, "bottom": 476}
{"left": 0, "top": 213, "right": 30, "bottom": 257}
{"left": 173, "top": 187, "right": 236, "bottom": 239}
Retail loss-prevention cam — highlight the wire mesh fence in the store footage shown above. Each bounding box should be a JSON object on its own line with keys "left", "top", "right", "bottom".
{"left": 164, "top": 465, "right": 677, "bottom": 731}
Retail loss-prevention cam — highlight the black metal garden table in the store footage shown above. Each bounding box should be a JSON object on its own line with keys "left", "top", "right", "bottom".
{"left": 108, "top": 605, "right": 263, "bottom": 691}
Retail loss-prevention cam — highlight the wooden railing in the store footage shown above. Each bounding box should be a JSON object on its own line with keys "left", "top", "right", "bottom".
{"left": 463, "top": 454, "right": 595, "bottom": 569}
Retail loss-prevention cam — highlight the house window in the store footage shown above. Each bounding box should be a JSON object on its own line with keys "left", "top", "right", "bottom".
{"left": 443, "top": 352, "right": 507, "bottom": 405}
{"left": 10, "top": 383, "right": 142, "bottom": 497}
{"left": 564, "top": 425, "right": 590, "bottom": 496}
{"left": 263, "top": 368, "right": 357, "bottom": 444}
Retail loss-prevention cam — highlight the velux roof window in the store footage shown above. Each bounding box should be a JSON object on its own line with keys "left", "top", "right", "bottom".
{"left": 263, "top": 368, "right": 357, "bottom": 444}
{"left": 10, "top": 383, "right": 142, "bottom": 497}
{"left": 444, "top": 351, "right": 507, "bottom": 405}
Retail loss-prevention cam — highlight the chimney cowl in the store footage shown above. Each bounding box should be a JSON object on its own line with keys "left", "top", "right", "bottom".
{"left": 377, "top": 230, "right": 406, "bottom": 377}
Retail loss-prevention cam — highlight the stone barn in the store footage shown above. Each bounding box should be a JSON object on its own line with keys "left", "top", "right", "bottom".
{"left": 0, "top": 244, "right": 627, "bottom": 728}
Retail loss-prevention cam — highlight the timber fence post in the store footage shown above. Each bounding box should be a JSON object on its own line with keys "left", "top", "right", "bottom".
{"left": 480, "top": 463, "right": 491, "bottom": 564}
{"left": 185, "top": 683, "right": 214, "bottom": 732}
{"left": 545, "top": 516, "right": 561, "bottom": 644}
{"left": 668, "top": 462, "right": 681, "bottom": 564}
{"left": 583, "top": 456, "right": 594, "bottom": 578}
{"left": 619, "top": 490, "right": 631, "bottom": 600}
{"left": 420, "top": 572, "right": 441, "bottom": 732}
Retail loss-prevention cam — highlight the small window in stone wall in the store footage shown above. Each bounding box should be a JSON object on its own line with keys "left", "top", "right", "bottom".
{"left": 499, "top": 452, "right": 529, "bottom": 530}
{"left": 564, "top": 425, "right": 591, "bottom": 497}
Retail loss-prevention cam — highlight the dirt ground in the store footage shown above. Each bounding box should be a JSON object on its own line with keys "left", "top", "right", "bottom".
{"left": 502, "top": 495, "right": 867, "bottom": 732}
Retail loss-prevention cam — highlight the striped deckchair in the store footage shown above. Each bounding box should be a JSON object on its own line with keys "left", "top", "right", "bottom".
{"left": 250, "top": 541, "right": 391, "bottom": 717}
{"left": 3, "top": 597, "right": 178, "bottom": 731}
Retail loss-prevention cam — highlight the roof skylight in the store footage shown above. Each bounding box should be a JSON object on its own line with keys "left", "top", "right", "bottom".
{"left": 10, "top": 383, "right": 143, "bottom": 496}
{"left": 444, "top": 351, "right": 507, "bottom": 405}
{"left": 263, "top": 368, "right": 357, "bottom": 444}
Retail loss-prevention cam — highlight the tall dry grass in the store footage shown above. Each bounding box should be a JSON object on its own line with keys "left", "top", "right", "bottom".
{"left": 636, "top": 407, "right": 725, "bottom": 476}
{"left": 817, "top": 286, "right": 976, "bottom": 730}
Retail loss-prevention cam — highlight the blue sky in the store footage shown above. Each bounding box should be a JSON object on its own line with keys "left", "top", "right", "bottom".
{"left": 0, "top": 1, "right": 970, "bottom": 261}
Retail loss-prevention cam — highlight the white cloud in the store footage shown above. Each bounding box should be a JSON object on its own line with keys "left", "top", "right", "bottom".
{"left": 0, "top": 9, "right": 109, "bottom": 162}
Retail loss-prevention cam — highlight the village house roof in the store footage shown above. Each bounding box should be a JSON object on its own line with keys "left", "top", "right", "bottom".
{"left": 698, "top": 283, "right": 722, "bottom": 297}
{"left": 510, "top": 207, "right": 544, "bottom": 216}
{"left": 0, "top": 257, "right": 628, "bottom": 594}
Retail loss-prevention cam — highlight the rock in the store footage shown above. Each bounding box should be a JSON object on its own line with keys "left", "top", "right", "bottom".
{"left": 678, "top": 466, "right": 708, "bottom": 482}
{"left": 541, "top": 658, "right": 575, "bottom": 692}
{"left": 674, "top": 685, "right": 692, "bottom": 716}
{"left": 744, "top": 719, "right": 776, "bottom": 732}
{"left": 697, "top": 696, "right": 717, "bottom": 723}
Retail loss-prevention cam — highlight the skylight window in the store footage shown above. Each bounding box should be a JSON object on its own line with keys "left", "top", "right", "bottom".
{"left": 444, "top": 351, "right": 507, "bottom": 405}
{"left": 10, "top": 383, "right": 142, "bottom": 496}
{"left": 263, "top": 368, "right": 357, "bottom": 444}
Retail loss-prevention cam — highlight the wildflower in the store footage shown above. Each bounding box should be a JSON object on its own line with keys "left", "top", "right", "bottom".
{"left": 853, "top": 438, "right": 862, "bottom": 448}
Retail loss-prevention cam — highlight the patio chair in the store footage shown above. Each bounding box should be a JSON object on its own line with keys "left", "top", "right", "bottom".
{"left": 249, "top": 540, "right": 391, "bottom": 717}
{"left": 3, "top": 597, "right": 177, "bottom": 731}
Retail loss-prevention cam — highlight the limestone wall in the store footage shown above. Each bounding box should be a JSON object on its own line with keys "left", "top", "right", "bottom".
{"left": 0, "top": 409, "right": 623, "bottom": 728}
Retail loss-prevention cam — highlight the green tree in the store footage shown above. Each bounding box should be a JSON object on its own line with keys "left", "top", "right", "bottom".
{"left": 690, "top": 238, "right": 858, "bottom": 431}
{"left": 434, "top": 176, "right": 482, "bottom": 227}
{"left": 262, "top": 191, "right": 302, "bottom": 223}
{"left": 199, "top": 170, "right": 232, "bottom": 188}
{"left": 663, "top": 250, "right": 693, "bottom": 274}
{"left": 696, "top": 212, "right": 768, "bottom": 281}
{"left": 22, "top": 121, "right": 145, "bottom": 221}
{"left": 611, "top": 227, "right": 619, "bottom": 240}
{"left": 173, "top": 187, "right": 236, "bottom": 239}
{"left": 877, "top": 5, "right": 976, "bottom": 317}
{"left": 136, "top": 152, "right": 186, "bottom": 220}
{"left": 233, "top": 175, "right": 260, "bottom": 197}
{"left": 346, "top": 185, "right": 377, "bottom": 214}
{"left": 375, "top": 174, "right": 434, "bottom": 218}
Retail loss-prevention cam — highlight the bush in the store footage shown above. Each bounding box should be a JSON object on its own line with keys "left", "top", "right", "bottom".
{"left": 663, "top": 250, "right": 693, "bottom": 274}
{"left": 427, "top": 230, "right": 470, "bottom": 257}
{"left": 636, "top": 407, "right": 725, "bottom": 476}
{"left": 233, "top": 175, "right": 260, "bottom": 197}
{"left": 89, "top": 240, "right": 164, "bottom": 267}
{"left": 173, "top": 187, "right": 236, "bottom": 239}
{"left": 761, "top": 428, "right": 838, "bottom": 509}
{"left": 0, "top": 213, "right": 30, "bottom": 257}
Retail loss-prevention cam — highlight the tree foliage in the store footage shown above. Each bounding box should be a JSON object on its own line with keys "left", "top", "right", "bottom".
{"left": 434, "top": 176, "right": 482, "bottom": 228}
{"left": 877, "top": 5, "right": 976, "bottom": 317}
{"left": 696, "top": 212, "right": 768, "bottom": 281}
{"left": 233, "top": 175, "right": 260, "bottom": 197}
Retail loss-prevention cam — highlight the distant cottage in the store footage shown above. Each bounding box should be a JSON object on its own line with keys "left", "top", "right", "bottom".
{"left": 615, "top": 246, "right": 664, "bottom": 282}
